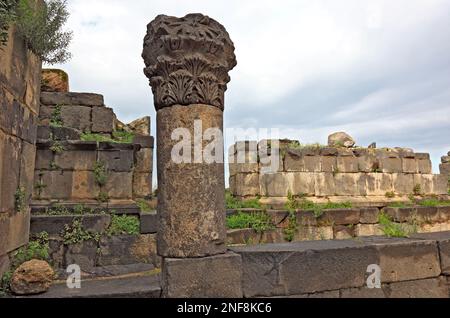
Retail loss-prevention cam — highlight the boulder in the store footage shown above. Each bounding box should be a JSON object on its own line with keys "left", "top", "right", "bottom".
{"left": 10, "top": 260, "right": 54, "bottom": 295}
{"left": 328, "top": 132, "right": 355, "bottom": 148}
{"left": 41, "top": 69, "right": 69, "bottom": 93}
{"left": 127, "top": 116, "right": 151, "bottom": 136}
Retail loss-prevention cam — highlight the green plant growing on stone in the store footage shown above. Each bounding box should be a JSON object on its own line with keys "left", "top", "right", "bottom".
{"left": 94, "top": 161, "right": 108, "bottom": 187}
{"left": 10, "top": 232, "right": 49, "bottom": 268}
{"left": 225, "top": 190, "right": 262, "bottom": 210}
{"left": 107, "top": 215, "right": 140, "bottom": 236}
{"left": 378, "top": 213, "right": 409, "bottom": 238}
{"left": 413, "top": 184, "right": 422, "bottom": 196}
{"left": 419, "top": 199, "right": 450, "bottom": 207}
{"left": 14, "top": 0, "right": 72, "bottom": 64}
{"left": 385, "top": 191, "right": 396, "bottom": 199}
{"left": 61, "top": 218, "right": 95, "bottom": 245}
{"left": 97, "top": 191, "right": 109, "bottom": 203}
{"left": 283, "top": 191, "right": 299, "bottom": 242}
{"left": 50, "top": 104, "right": 63, "bottom": 127}
{"left": 49, "top": 160, "right": 60, "bottom": 170}
{"left": 80, "top": 131, "right": 135, "bottom": 144}
{"left": 226, "top": 212, "right": 274, "bottom": 234}
{"left": 50, "top": 140, "right": 64, "bottom": 154}
{"left": 34, "top": 179, "right": 47, "bottom": 199}
{"left": 0, "top": 0, "right": 16, "bottom": 47}
{"left": 137, "top": 199, "right": 152, "bottom": 212}
{"left": 14, "top": 187, "right": 26, "bottom": 213}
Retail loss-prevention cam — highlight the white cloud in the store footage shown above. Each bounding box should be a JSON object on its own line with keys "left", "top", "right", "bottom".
{"left": 54, "top": 0, "right": 450, "bottom": 181}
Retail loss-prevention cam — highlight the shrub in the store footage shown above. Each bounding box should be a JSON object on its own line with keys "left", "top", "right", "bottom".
{"left": 226, "top": 212, "right": 274, "bottom": 234}
{"left": 107, "top": 215, "right": 140, "bottom": 236}
{"left": 378, "top": 213, "right": 411, "bottom": 238}
{"left": 0, "top": 0, "right": 16, "bottom": 46}
{"left": 14, "top": 0, "right": 72, "bottom": 64}
{"left": 225, "top": 191, "right": 262, "bottom": 210}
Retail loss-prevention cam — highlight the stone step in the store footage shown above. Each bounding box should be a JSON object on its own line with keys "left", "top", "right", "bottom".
{"left": 26, "top": 271, "right": 161, "bottom": 298}
{"left": 55, "top": 263, "right": 157, "bottom": 280}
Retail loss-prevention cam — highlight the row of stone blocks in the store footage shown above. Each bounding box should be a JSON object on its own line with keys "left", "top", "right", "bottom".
{"left": 161, "top": 233, "right": 450, "bottom": 298}
{"left": 230, "top": 149, "right": 433, "bottom": 175}
{"left": 227, "top": 206, "right": 450, "bottom": 244}
{"left": 440, "top": 152, "right": 450, "bottom": 177}
{"left": 39, "top": 92, "right": 115, "bottom": 133}
{"left": 230, "top": 172, "right": 448, "bottom": 197}
{"left": 1, "top": 26, "right": 41, "bottom": 264}
{"left": 33, "top": 140, "right": 154, "bottom": 200}
{"left": 28, "top": 214, "right": 159, "bottom": 273}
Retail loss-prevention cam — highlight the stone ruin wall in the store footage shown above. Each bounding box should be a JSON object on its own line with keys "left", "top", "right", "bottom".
{"left": 229, "top": 140, "right": 449, "bottom": 200}
{"left": 0, "top": 27, "right": 42, "bottom": 277}
{"left": 440, "top": 152, "right": 450, "bottom": 185}
{"left": 32, "top": 73, "right": 154, "bottom": 207}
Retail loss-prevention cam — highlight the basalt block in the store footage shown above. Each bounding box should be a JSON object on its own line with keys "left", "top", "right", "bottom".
{"left": 161, "top": 252, "right": 243, "bottom": 298}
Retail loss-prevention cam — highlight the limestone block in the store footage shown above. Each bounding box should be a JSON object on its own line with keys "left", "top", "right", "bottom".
{"left": 438, "top": 206, "right": 450, "bottom": 222}
{"left": 335, "top": 173, "right": 367, "bottom": 196}
{"left": 355, "top": 224, "right": 383, "bottom": 237}
{"left": 233, "top": 173, "right": 260, "bottom": 197}
{"left": 260, "top": 173, "right": 291, "bottom": 197}
{"left": 229, "top": 175, "right": 236, "bottom": 195}
{"left": 259, "top": 154, "right": 283, "bottom": 173}
{"left": 357, "top": 154, "right": 377, "bottom": 173}
{"left": 61, "top": 105, "right": 92, "bottom": 132}
{"left": 54, "top": 150, "right": 97, "bottom": 171}
{"left": 314, "top": 172, "right": 336, "bottom": 197}
{"left": 366, "top": 173, "right": 393, "bottom": 196}
{"left": 40, "top": 92, "right": 104, "bottom": 106}
{"left": 291, "top": 172, "right": 315, "bottom": 196}
{"left": 303, "top": 156, "right": 322, "bottom": 172}
{"left": 104, "top": 172, "right": 133, "bottom": 199}
{"left": 392, "top": 173, "right": 415, "bottom": 195}
{"left": 321, "top": 156, "right": 337, "bottom": 173}
{"left": 333, "top": 225, "right": 355, "bottom": 240}
{"left": 379, "top": 158, "right": 402, "bottom": 173}
{"left": 440, "top": 163, "right": 450, "bottom": 176}
{"left": 417, "top": 159, "right": 432, "bottom": 174}
{"left": 161, "top": 253, "right": 243, "bottom": 298}
{"left": 133, "top": 172, "right": 153, "bottom": 198}
{"left": 92, "top": 107, "right": 115, "bottom": 133}
{"left": 337, "top": 156, "right": 359, "bottom": 173}
{"left": 413, "top": 174, "right": 434, "bottom": 195}
{"left": 328, "top": 132, "right": 355, "bottom": 148}
{"left": 71, "top": 171, "right": 100, "bottom": 200}
{"left": 98, "top": 150, "right": 134, "bottom": 172}
{"left": 443, "top": 156, "right": 450, "bottom": 164}
{"left": 294, "top": 226, "right": 334, "bottom": 241}
{"left": 284, "top": 151, "right": 304, "bottom": 172}
{"left": 135, "top": 148, "right": 153, "bottom": 173}
{"left": 432, "top": 174, "right": 448, "bottom": 195}
{"left": 402, "top": 158, "right": 418, "bottom": 174}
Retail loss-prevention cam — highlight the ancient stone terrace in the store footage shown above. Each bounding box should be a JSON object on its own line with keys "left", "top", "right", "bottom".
{"left": 229, "top": 139, "right": 448, "bottom": 202}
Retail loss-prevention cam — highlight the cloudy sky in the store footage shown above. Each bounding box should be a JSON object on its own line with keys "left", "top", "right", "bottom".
{"left": 54, "top": 0, "right": 450, "bottom": 185}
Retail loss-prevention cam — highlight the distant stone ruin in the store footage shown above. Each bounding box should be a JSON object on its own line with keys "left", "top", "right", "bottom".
{"left": 33, "top": 70, "right": 154, "bottom": 206}
{"left": 229, "top": 137, "right": 448, "bottom": 202}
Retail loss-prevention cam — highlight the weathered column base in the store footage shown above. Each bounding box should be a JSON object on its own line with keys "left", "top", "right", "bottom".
{"left": 161, "top": 252, "right": 243, "bottom": 298}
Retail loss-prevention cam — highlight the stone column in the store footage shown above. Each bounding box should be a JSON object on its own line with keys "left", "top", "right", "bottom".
{"left": 142, "top": 14, "right": 242, "bottom": 297}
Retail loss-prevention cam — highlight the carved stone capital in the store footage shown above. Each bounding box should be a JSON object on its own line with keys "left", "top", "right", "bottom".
{"left": 142, "top": 13, "right": 237, "bottom": 111}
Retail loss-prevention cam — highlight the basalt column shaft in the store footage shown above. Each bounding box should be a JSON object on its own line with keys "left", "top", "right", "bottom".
{"left": 142, "top": 13, "right": 237, "bottom": 259}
